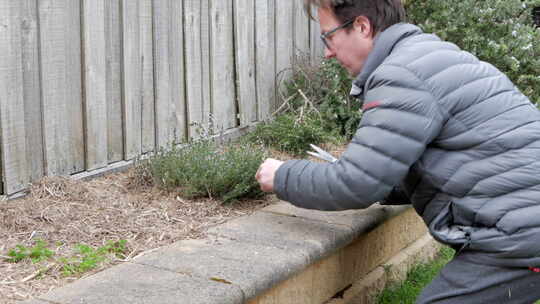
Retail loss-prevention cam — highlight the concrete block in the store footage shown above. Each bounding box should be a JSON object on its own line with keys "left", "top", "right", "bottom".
{"left": 333, "top": 234, "right": 441, "bottom": 304}
{"left": 309, "top": 252, "right": 351, "bottom": 301}
{"left": 249, "top": 266, "right": 316, "bottom": 304}
{"left": 262, "top": 203, "right": 411, "bottom": 238}
{"left": 250, "top": 251, "right": 354, "bottom": 303}
{"left": 383, "top": 234, "right": 442, "bottom": 283}
{"left": 342, "top": 208, "right": 427, "bottom": 279}
{"left": 341, "top": 266, "right": 388, "bottom": 304}
{"left": 133, "top": 237, "right": 311, "bottom": 300}
{"left": 19, "top": 300, "right": 50, "bottom": 304}
{"left": 207, "top": 211, "right": 354, "bottom": 262}
{"left": 38, "top": 262, "right": 244, "bottom": 304}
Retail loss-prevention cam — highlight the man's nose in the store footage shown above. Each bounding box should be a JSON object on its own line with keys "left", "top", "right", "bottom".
{"left": 324, "top": 47, "right": 335, "bottom": 59}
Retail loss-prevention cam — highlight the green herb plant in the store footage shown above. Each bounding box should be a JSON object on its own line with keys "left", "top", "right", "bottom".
{"left": 144, "top": 140, "right": 267, "bottom": 203}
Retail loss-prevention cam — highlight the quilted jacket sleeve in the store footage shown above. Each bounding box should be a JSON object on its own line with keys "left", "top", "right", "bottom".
{"left": 273, "top": 65, "right": 444, "bottom": 211}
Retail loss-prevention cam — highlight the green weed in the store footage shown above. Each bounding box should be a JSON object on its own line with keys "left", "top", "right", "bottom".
{"left": 60, "top": 240, "right": 127, "bottom": 276}
{"left": 5, "top": 239, "right": 129, "bottom": 278}
{"left": 7, "top": 239, "right": 55, "bottom": 263}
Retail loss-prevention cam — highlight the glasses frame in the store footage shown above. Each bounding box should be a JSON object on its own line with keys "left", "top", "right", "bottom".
{"left": 320, "top": 19, "right": 354, "bottom": 50}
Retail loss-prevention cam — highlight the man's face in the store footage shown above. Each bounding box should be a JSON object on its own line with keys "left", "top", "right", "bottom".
{"left": 318, "top": 7, "right": 374, "bottom": 77}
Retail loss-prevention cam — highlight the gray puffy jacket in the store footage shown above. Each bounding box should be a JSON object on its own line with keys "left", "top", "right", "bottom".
{"left": 274, "top": 23, "right": 540, "bottom": 267}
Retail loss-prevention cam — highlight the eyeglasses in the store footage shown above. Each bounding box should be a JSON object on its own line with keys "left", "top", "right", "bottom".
{"left": 320, "top": 19, "right": 354, "bottom": 50}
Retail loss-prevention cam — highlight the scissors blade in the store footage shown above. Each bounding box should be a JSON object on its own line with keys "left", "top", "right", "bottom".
{"left": 307, "top": 150, "right": 325, "bottom": 160}
{"left": 308, "top": 144, "right": 338, "bottom": 162}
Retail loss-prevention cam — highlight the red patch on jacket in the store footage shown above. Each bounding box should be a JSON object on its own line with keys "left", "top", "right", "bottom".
{"left": 362, "top": 100, "right": 382, "bottom": 112}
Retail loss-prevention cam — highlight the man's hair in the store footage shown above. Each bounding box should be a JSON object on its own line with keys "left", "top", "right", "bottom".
{"left": 304, "top": 0, "right": 406, "bottom": 36}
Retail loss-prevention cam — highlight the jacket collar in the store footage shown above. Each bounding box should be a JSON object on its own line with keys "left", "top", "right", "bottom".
{"left": 350, "top": 23, "right": 423, "bottom": 98}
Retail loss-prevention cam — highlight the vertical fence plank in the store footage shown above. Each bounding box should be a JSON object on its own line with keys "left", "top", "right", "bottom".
{"left": 200, "top": 0, "right": 212, "bottom": 133}
{"left": 21, "top": 0, "right": 44, "bottom": 182}
{"left": 0, "top": 1, "right": 29, "bottom": 194}
{"left": 140, "top": 0, "right": 155, "bottom": 153}
{"left": 153, "top": 0, "right": 173, "bottom": 149}
{"left": 122, "top": 0, "right": 142, "bottom": 159}
{"left": 170, "top": 0, "right": 187, "bottom": 144}
{"left": 235, "top": 0, "right": 257, "bottom": 126}
{"left": 310, "top": 7, "right": 324, "bottom": 66}
{"left": 153, "top": 0, "right": 187, "bottom": 147}
{"left": 105, "top": 0, "right": 124, "bottom": 163}
{"left": 255, "top": 0, "right": 276, "bottom": 121}
{"left": 82, "top": 0, "right": 108, "bottom": 170}
{"left": 65, "top": 0, "right": 85, "bottom": 173}
{"left": 39, "top": 0, "right": 85, "bottom": 176}
{"left": 275, "top": 1, "right": 294, "bottom": 101}
{"left": 184, "top": 0, "right": 204, "bottom": 139}
{"left": 294, "top": 0, "right": 310, "bottom": 59}
{"left": 210, "top": 0, "right": 236, "bottom": 131}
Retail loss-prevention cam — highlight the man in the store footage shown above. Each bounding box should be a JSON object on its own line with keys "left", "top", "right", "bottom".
{"left": 255, "top": 0, "right": 540, "bottom": 303}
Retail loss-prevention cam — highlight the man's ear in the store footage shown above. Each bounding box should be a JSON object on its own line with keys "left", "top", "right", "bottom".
{"left": 354, "top": 15, "right": 373, "bottom": 38}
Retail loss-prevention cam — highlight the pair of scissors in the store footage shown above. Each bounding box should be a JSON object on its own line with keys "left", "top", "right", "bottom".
{"left": 307, "top": 144, "right": 338, "bottom": 163}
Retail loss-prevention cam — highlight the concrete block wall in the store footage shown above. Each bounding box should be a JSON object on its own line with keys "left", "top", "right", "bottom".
{"left": 249, "top": 206, "right": 439, "bottom": 304}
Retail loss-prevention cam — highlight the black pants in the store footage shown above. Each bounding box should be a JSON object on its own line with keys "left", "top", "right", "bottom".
{"left": 416, "top": 252, "right": 540, "bottom": 304}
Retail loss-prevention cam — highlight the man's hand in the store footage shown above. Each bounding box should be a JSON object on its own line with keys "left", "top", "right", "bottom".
{"left": 255, "top": 158, "right": 284, "bottom": 193}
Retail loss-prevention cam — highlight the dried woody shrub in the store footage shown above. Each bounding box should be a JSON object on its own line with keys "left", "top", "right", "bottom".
{"left": 247, "top": 54, "right": 359, "bottom": 156}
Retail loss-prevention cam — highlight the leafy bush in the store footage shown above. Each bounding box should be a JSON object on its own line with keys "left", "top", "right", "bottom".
{"left": 144, "top": 141, "right": 267, "bottom": 203}
{"left": 280, "top": 56, "right": 362, "bottom": 139}
{"left": 246, "top": 112, "right": 341, "bottom": 156}
{"left": 407, "top": 0, "right": 540, "bottom": 105}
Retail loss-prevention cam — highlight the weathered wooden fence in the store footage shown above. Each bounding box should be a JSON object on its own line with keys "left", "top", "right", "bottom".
{"left": 0, "top": 0, "right": 325, "bottom": 196}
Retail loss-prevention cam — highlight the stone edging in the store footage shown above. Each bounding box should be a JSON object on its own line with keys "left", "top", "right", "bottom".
{"left": 23, "top": 202, "right": 437, "bottom": 304}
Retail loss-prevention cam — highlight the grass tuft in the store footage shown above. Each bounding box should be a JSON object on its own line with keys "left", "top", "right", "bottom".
{"left": 376, "top": 247, "right": 455, "bottom": 304}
